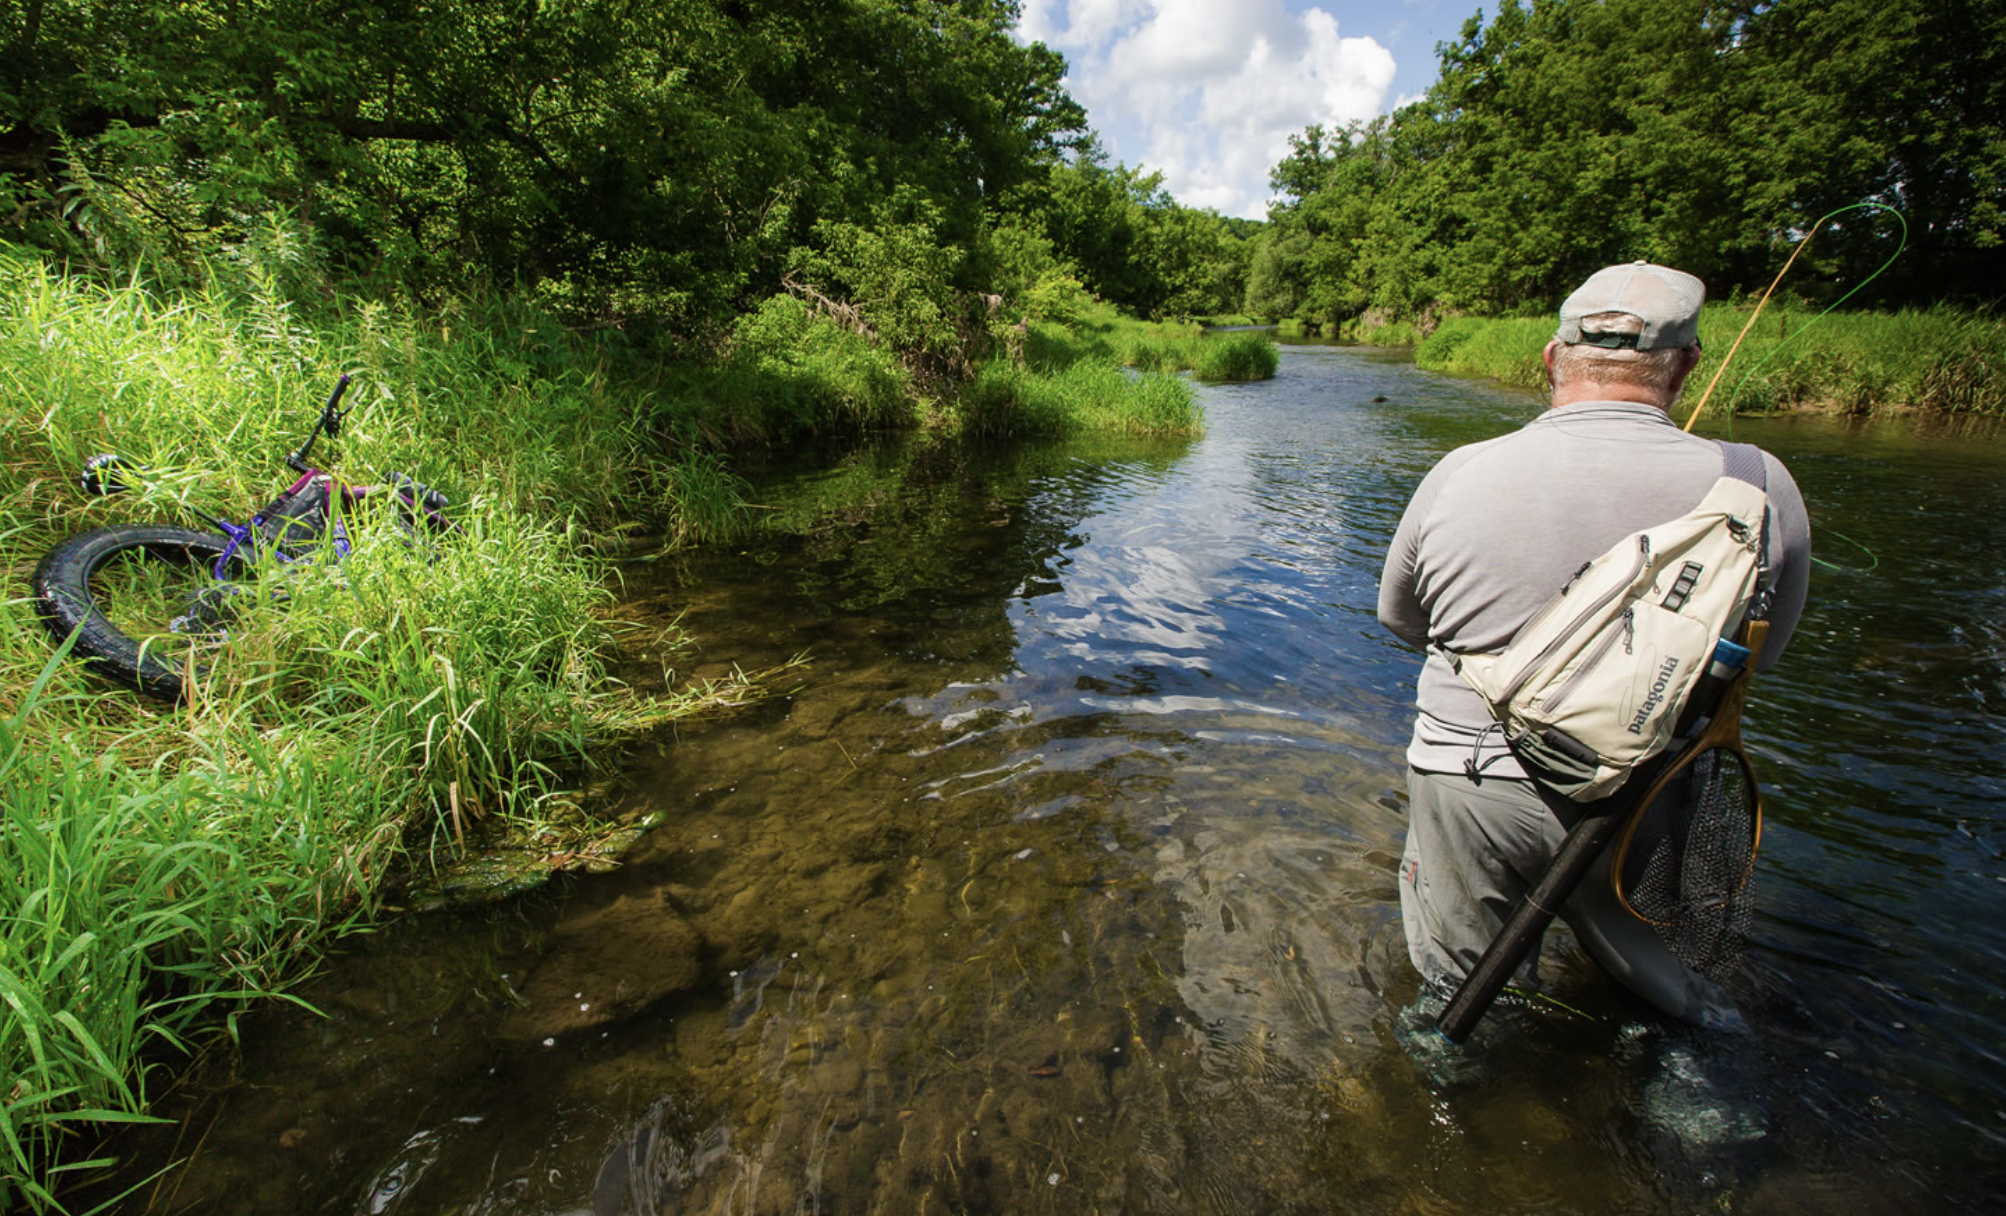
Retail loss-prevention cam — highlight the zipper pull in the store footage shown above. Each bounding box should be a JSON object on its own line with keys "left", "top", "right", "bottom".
{"left": 1623, "top": 607, "right": 1635, "bottom": 653}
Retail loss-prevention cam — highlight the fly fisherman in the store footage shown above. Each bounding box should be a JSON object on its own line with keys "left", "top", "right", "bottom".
{"left": 1376, "top": 262, "right": 1812, "bottom": 1024}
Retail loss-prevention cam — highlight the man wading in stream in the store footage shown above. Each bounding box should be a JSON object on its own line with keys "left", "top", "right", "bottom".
{"left": 1375, "top": 262, "right": 1812, "bottom": 1025}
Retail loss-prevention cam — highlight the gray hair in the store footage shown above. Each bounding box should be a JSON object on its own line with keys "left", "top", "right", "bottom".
{"left": 1550, "top": 312, "right": 1689, "bottom": 395}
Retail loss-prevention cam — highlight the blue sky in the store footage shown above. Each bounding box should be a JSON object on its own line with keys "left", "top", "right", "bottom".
{"left": 1014, "top": 1, "right": 1471, "bottom": 220}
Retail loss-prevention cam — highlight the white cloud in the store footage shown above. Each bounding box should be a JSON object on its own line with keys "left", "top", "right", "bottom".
{"left": 1018, "top": 2, "right": 1397, "bottom": 220}
{"left": 1110, "top": 0, "right": 1283, "bottom": 82}
{"left": 1022, "top": 0, "right": 1149, "bottom": 50}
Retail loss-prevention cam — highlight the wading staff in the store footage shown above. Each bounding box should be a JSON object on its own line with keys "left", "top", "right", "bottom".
{"left": 1435, "top": 624, "right": 1769, "bottom": 1042}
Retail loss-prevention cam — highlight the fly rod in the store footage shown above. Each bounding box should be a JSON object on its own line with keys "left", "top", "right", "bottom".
{"left": 1683, "top": 202, "right": 1908, "bottom": 432}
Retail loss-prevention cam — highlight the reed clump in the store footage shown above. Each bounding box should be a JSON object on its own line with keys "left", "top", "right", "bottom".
{"left": 1016, "top": 302, "right": 1278, "bottom": 386}
{"left": 1195, "top": 330, "right": 1282, "bottom": 382}
{"left": 960, "top": 357, "right": 1201, "bottom": 439}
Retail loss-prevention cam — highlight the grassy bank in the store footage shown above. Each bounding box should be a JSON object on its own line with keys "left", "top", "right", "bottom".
{"left": 0, "top": 252, "right": 757, "bottom": 1211}
{"left": 1017, "top": 303, "right": 1279, "bottom": 387}
{"left": 652, "top": 295, "right": 1211, "bottom": 445}
{"left": 1412, "top": 303, "right": 2006, "bottom": 417}
{"left": 0, "top": 247, "right": 1217, "bottom": 1210}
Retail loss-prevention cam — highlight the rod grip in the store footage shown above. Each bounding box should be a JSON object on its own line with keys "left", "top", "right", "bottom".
{"left": 1435, "top": 804, "right": 1629, "bottom": 1042}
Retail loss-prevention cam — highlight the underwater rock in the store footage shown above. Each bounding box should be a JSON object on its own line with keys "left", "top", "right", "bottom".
{"left": 1640, "top": 1041, "right": 1771, "bottom": 1151}
{"left": 497, "top": 893, "right": 702, "bottom": 1041}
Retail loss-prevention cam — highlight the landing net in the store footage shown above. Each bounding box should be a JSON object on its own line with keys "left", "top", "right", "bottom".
{"left": 1618, "top": 745, "right": 1759, "bottom": 981}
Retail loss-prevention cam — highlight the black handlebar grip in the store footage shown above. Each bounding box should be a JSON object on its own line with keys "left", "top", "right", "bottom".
{"left": 323, "top": 375, "right": 350, "bottom": 438}
{"left": 386, "top": 470, "right": 451, "bottom": 519}
{"left": 79, "top": 453, "right": 136, "bottom": 496}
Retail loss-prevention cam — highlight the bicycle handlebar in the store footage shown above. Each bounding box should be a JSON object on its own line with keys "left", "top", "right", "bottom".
{"left": 287, "top": 373, "right": 353, "bottom": 473}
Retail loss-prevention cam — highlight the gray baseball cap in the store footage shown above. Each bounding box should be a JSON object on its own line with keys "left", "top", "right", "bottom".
{"left": 1555, "top": 261, "right": 1705, "bottom": 351}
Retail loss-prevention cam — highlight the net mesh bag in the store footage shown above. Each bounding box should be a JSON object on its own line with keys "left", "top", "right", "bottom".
{"left": 1616, "top": 745, "right": 1759, "bottom": 981}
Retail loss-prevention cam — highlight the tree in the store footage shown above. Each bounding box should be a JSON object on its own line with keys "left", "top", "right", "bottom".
{"left": 1262, "top": 0, "right": 2002, "bottom": 321}
{"left": 1736, "top": 0, "right": 2006, "bottom": 304}
{"left": 1243, "top": 228, "right": 1308, "bottom": 321}
{"left": 0, "top": 0, "right": 1093, "bottom": 334}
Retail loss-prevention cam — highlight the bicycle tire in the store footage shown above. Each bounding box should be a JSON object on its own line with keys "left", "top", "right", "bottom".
{"left": 31, "top": 524, "right": 246, "bottom": 701}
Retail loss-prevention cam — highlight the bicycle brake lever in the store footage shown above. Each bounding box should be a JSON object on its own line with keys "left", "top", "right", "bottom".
{"left": 287, "top": 374, "right": 354, "bottom": 471}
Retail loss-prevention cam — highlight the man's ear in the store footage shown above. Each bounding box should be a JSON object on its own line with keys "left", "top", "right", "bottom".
{"left": 1541, "top": 340, "right": 1562, "bottom": 386}
{"left": 1671, "top": 341, "right": 1704, "bottom": 390}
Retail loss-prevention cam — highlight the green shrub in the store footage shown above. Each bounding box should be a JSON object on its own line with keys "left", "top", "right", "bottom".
{"left": 791, "top": 186, "right": 968, "bottom": 364}
{"left": 1024, "top": 271, "right": 1093, "bottom": 325}
{"left": 721, "top": 295, "right": 918, "bottom": 437}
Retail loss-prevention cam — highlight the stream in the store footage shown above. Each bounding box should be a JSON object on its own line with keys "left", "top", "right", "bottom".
{"left": 98, "top": 344, "right": 2006, "bottom": 1215}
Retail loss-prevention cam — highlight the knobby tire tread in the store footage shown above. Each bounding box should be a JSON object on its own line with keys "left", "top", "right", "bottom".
{"left": 31, "top": 523, "right": 239, "bottom": 702}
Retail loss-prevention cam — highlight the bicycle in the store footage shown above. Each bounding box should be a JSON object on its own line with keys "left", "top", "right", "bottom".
{"left": 31, "top": 374, "right": 455, "bottom": 702}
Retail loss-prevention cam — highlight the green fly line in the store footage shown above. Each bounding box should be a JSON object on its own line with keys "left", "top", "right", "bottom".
{"left": 1680, "top": 201, "right": 1906, "bottom": 575}
{"left": 1810, "top": 525, "right": 1880, "bottom": 574}
{"left": 1682, "top": 200, "right": 1910, "bottom": 434}
{"left": 1502, "top": 985, "right": 1600, "bottom": 1023}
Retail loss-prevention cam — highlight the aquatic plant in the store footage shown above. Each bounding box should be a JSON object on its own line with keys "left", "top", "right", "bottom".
{"left": 1195, "top": 330, "right": 1282, "bottom": 382}
{"left": 957, "top": 358, "right": 1201, "bottom": 439}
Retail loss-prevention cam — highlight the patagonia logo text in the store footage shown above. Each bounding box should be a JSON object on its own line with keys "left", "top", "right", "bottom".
{"left": 1626, "top": 657, "right": 1681, "bottom": 735}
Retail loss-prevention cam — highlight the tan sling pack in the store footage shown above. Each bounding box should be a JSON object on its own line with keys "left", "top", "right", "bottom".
{"left": 1447, "top": 443, "right": 1770, "bottom": 801}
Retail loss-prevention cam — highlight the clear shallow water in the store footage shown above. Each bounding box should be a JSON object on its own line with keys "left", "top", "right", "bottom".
{"left": 94, "top": 348, "right": 2006, "bottom": 1214}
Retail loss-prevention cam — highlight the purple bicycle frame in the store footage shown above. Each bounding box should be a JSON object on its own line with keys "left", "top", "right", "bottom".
{"left": 204, "top": 469, "right": 448, "bottom": 579}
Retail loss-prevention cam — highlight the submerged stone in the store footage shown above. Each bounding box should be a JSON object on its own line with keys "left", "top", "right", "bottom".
{"left": 497, "top": 893, "right": 702, "bottom": 1041}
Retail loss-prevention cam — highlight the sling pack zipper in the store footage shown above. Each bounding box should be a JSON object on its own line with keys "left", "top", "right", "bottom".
{"left": 1499, "top": 534, "right": 1650, "bottom": 706}
{"left": 1541, "top": 607, "right": 1635, "bottom": 712}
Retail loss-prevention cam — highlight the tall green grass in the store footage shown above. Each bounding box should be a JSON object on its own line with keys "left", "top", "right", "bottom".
{"left": 654, "top": 449, "right": 755, "bottom": 547}
{"left": 1412, "top": 302, "right": 2006, "bottom": 416}
{"left": 959, "top": 358, "right": 1201, "bottom": 439}
{"left": 688, "top": 295, "right": 921, "bottom": 442}
{"left": 1018, "top": 302, "right": 1279, "bottom": 385}
{"left": 0, "top": 655, "right": 384, "bottom": 1213}
{"left": 0, "top": 249, "right": 778, "bottom": 1212}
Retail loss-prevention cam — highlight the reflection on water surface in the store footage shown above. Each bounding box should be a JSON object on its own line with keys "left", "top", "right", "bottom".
{"left": 96, "top": 347, "right": 2006, "bottom": 1214}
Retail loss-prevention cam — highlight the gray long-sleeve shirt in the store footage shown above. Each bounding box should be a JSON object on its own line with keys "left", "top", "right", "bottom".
{"left": 1377, "top": 400, "right": 1811, "bottom": 777}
